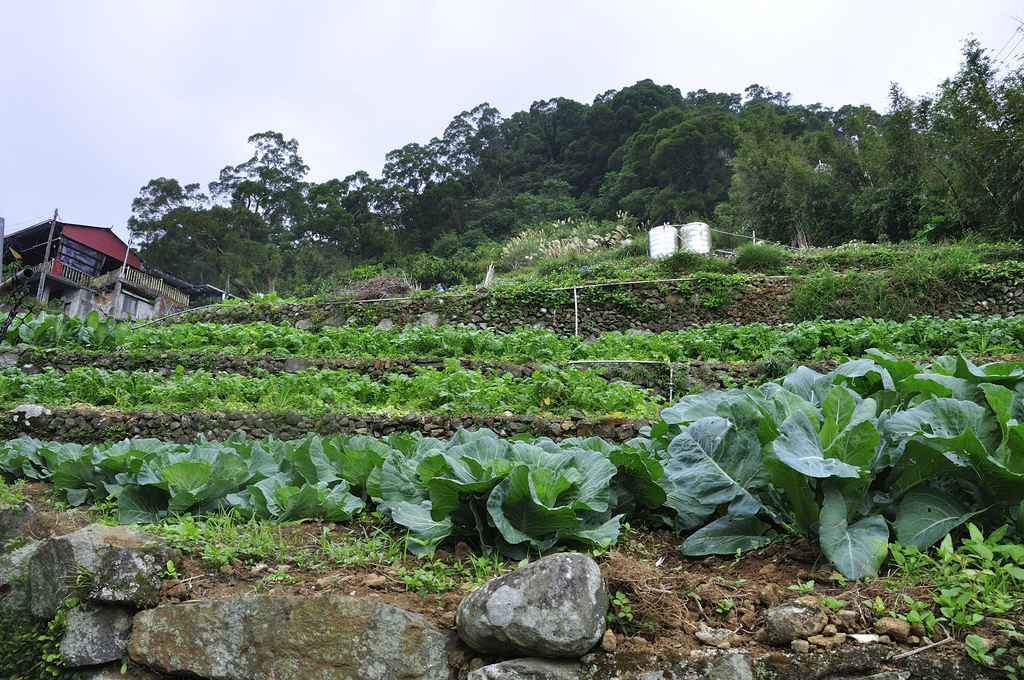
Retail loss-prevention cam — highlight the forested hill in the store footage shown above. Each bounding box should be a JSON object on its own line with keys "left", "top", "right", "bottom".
{"left": 128, "top": 39, "right": 1023, "bottom": 298}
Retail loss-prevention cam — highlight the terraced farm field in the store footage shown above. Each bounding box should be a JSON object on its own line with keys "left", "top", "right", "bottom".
{"left": 3, "top": 284, "right": 1024, "bottom": 677}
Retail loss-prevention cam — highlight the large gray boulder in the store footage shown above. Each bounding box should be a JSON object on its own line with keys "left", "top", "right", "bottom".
{"left": 456, "top": 552, "right": 608, "bottom": 658}
{"left": 129, "top": 593, "right": 452, "bottom": 680}
{"left": 28, "top": 524, "right": 181, "bottom": 619}
{"left": 60, "top": 602, "right": 135, "bottom": 667}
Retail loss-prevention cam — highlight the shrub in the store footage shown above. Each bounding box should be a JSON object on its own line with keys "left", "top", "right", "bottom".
{"left": 406, "top": 255, "right": 481, "bottom": 289}
{"left": 732, "top": 243, "right": 789, "bottom": 275}
{"left": 658, "top": 251, "right": 729, "bottom": 276}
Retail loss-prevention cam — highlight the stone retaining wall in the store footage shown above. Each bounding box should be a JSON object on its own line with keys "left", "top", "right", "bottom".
{"left": 174, "top": 275, "right": 1024, "bottom": 333}
{"left": 2, "top": 405, "right": 651, "bottom": 445}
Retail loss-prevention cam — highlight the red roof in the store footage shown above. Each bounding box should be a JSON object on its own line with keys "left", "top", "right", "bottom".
{"left": 62, "top": 224, "right": 142, "bottom": 269}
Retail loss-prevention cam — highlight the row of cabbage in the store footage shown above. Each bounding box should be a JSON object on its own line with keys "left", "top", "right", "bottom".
{"left": 0, "top": 362, "right": 657, "bottom": 418}
{"left": 2, "top": 351, "right": 1024, "bottom": 580}
{"left": 6, "top": 310, "right": 1024, "bottom": 363}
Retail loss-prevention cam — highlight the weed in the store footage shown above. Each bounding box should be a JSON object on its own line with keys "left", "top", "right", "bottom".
{"left": 393, "top": 561, "right": 456, "bottom": 595}
{"left": 888, "top": 526, "right": 1024, "bottom": 633}
{"left": 819, "top": 596, "right": 847, "bottom": 612}
{"left": 608, "top": 591, "right": 634, "bottom": 626}
{"left": 0, "top": 479, "right": 29, "bottom": 505}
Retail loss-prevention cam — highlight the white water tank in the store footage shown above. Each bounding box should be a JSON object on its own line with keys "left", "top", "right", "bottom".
{"left": 648, "top": 224, "right": 678, "bottom": 258}
{"left": 681, "top": 222, "right": 712, "bottom": 254}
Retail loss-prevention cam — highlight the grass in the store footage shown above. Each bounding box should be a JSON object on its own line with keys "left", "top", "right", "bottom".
{"left": 139, "top": 507, "right": 515, "bottom": 597}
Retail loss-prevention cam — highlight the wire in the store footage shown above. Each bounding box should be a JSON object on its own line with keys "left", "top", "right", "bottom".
{"left": 991, "top": 25, "right": 1020, "bottom": 63}
{"left": 2, "top": 214, "right": 53, "bottom": 230}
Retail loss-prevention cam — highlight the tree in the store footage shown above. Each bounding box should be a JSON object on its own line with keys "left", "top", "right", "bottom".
{"left": 209, "top": 131, "right": 310, "bottom": 243}
{"left": 923, "top": 40, "right": 1024, "bottom": 237}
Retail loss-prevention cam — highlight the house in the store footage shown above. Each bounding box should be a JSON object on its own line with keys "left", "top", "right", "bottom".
{"left": 2, "top": 219, "right": 193, "bottom": 320}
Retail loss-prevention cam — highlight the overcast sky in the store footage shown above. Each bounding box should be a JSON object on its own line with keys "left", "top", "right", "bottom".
{"left": 2, "top": 1, "right": 1022, "bottom": 241}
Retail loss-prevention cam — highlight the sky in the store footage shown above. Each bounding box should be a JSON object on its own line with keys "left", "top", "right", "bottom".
{"left": 2, "top": 1, "right": 1023, "bottom": 241}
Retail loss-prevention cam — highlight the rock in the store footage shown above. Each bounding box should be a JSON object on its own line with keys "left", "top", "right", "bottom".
{"left": 0, "top": 501, "right": 37, "bottom": 545}
{"left": 78, "top": 663, "right": 165, "bottom": 680}
{"left": 708, "top": 652, "right": 754, "bottom": 680}
{"left": 468, "top": 657, "right": 585, "bottom": 680}
{"left": 417, "top": 312, "right": 440, "bottom": 327}
{"left": 283, "top": 357, "right": 313, "bottom": 373}
{"left": 90, "top": 547, "right": 167, "bottom": 608}
{"left": 0, "top": 351, "right": 23, "bottom": 369}
{"left": 60, "top": 602, "right": 135, "bottom": 666}
{"left": 456, "top": 552, "right": 607, "bottom": 658}
{"left": 0, "top": 540, "right": 41, "bottom": 615}
{"left": 129, "top": 593, "right": 450, "bottom": 680}
{"left": 765, "top": 601, "right": 827, "bottom": 646}
{"left": 755, "top": 644, "right": 892, "bottom": 679}
{"left": 807, "top": 633, "right": 844, "bottom": 650}
{"left": 791, "top": 639, "right": 810, "bottom": 653}
{"left": 599, "top": 628, "right": 616, "bottom": 652}
{"left": 363, "top": 574, "right": 387, "bottom": 588}
{"left": 10, "top": 404, "right": 51, "bottom": 428}
{"left": 695, "top": 626, "right": 737, "bottom": 648}
{"left": 873, "top": 616, "right": 911, "bottom": 642}
{"left": 28, "top": 524, "right": 181, "bottom": 619}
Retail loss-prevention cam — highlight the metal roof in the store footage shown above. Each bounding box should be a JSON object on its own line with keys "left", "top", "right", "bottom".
{"left": 60, "top": 224, "right": 142, "bottom": 269}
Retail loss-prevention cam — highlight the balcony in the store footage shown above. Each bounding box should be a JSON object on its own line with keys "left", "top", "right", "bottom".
{"left": 32, "top": 260, "right": 92, "bottom": 286}
{"left": 92, "top": 267, "right": 190, "bottom": 307}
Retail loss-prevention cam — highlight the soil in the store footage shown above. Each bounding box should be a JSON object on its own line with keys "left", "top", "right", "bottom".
{"left": 8, "top": 480, "right": 977, "bottom": 669}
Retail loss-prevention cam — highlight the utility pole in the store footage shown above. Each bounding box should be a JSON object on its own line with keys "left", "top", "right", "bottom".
{"left": 37, "top": 209, "right": 59, "bottom": 302}
{"left": 112, "top": 231, "right": 133, "bottom": 319}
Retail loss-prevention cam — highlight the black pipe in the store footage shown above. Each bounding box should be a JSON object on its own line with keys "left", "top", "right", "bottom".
{"left": 0, "top": 581, "right": 11, "bottom": 598}
{"left": 0, "top": 266, "right": 32, "bottom": 295}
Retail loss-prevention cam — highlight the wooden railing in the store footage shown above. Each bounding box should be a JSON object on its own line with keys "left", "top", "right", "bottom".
{"left": 92, "top": 267, "right": 190, "bottom": 307}
{"left": 33, "top": 260, "right": 91, "bottom": 286}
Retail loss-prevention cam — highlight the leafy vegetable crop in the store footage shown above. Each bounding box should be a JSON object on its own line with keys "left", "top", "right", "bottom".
{"left": 1, "top": 310, "right": 127, "bottom": 351}
{"left": 0, "top": 429, "right": 664, "bottom": 558}
{"left": 118, "top": 314, "right": 1024, "bottom": 363}
{"left": 0, "top": 361, "right": 659, "bottom": 417}
{"left": 5, "top": 310, "right": 1024, "bottom": 364}
{"left": 649, "top": 350, "right": 1024, "bottom": 579}
{"left": 4, "top": 351, "right": 1024, "bottom": 580}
